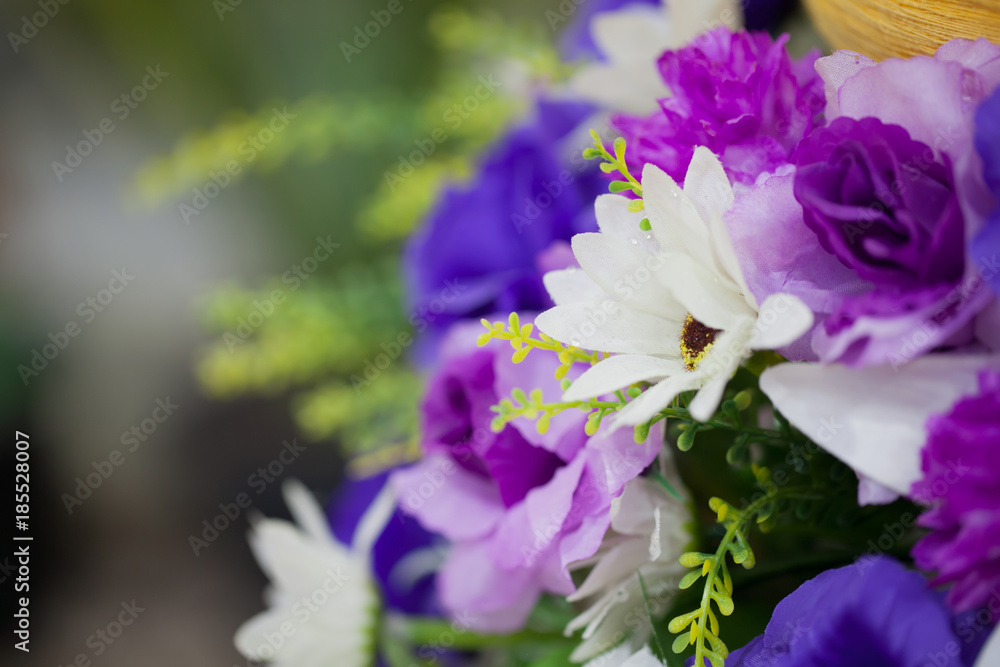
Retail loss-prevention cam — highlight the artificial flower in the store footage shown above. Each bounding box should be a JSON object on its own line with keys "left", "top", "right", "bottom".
{"left": 235, "top": 480, "right": 393, "bottom": 667}
{"left": 613, "top": 27, "right": 824, "bottom": 186}
{"left": 721, "top": 557, "right": 967, "bottom": 666}
{"left": 567, "top": 473, "right": 691, "bottom": 663}
{"left": 567, "top": 0, "right": 741, "bottom": 115}
{"left": 972, "top": 87, "right": 1000, "bottom": 297}
{"left": 391, "top": 319, "right": 663, "bottom": 633}
{"left": 537, "top": 147, "right": 813, "bottom": 426}
{"left": 404, "top": 99, "right": 605, "bottom": 360}
{"left": 912, "top": 370, "right": 1000, "bottom": 612}
{"left": 795, "top": 116, "right": 972, "bottom": 366}
{"left": 759, "top": 355, "right": 1000, "bottom": 503}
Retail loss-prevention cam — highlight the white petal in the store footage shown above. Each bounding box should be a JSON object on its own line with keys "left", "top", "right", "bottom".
{"left": 591, "top": 6, "right": 669, "bottom": 65}
{"left": 571, "top": 232, "right": 682, "bottom": 319}
{"left": 582, "top": 644, "right": 635, "bottom": 667}
{"left": 570, "top": 66, "right": 667, "bottom": 116}
{"left": 543, "top": 267, "right": 608, "bottom": 306}
{"left": 536, "top": 301, "right": 682, "bottom": 355}
{"left": 688, "top": 367, "right": 732, "bottom": 422}
{"left": 622, "top": 646, "right": 670, "bottom": 667}
{"left": 660, "top": 251, "right": 755, "bottom": 330}
{"left": 760, "top": 356, "right": 1000, "bottom": 496}
{"left": 282, "top": 479, "right": 332, "bottom": 543}
{"left": 595, "top": 194, "right": 660, "bottom": 255}
{"left": 748, "top": 293, "right": 814, "bottom": 350}
{"left": 683, "top": 147, "right": 734, "bottom": 236}
{"left": 352, "top": 483, "right": 395, "bottom": 557}
{"left": 612, "top": 373, "right": 703, "bottom": 427}
{"left": 564, "top": 354, "right": 685, "bottom": 402}
{"left": 976, "top": 625, "right": 1000, "bottom": 667}
{"left": 669, "top": 0, "right": 741, "bottom": 45}
{"left": 568, "top": 538, "right": 648, "bottom": 602}
{"left": 643, "top": 164, "right": 716, "bottom": 270}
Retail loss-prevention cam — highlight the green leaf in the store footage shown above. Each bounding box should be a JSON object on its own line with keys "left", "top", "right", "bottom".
{"left": 677, "top": 426, "right": 697, "bottom": 451}
{"left": 678, "top": 570, "right": 703, "bottom": 590}
{"left": 671, "top": 631, "right": 690, "bottom": 654}
{"left": 608, "top": 180, "right": 633, "bottom": 193}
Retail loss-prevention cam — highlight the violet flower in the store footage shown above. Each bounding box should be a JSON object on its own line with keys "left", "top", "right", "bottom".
{"left": 794, "top": 116, "right": 971, "bottom": 366}
{"left": 390, "top": 320, "right": 662, "bottom": 633}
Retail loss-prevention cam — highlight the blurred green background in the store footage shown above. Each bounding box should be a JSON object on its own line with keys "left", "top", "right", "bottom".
{"left": 0, "top": 0, "right": 546, "bottom": 664}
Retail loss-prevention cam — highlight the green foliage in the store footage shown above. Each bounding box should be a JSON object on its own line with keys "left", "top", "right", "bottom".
{"left": 477, "top": 313, "right": 605, "bottom": 380}
{"left": 195, "top": 263, "right": 423, "bottom": 461}
{"left": 582, "top": 132, "right": 650, "bottom": 229}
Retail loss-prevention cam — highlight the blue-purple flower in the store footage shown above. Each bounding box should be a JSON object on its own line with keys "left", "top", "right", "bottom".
{"left": 972, "top": 87, "right": 1000, "bottom": 297}
{"left": 404, "top": 101, "right": 603, "bottom": 361}
{"left": 720, "top": 557, "right": 967, "bottom": 666}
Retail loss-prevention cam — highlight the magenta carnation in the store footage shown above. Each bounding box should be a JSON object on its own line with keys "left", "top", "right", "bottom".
{"left": 913, "top": 370, "right": 1000, "bottom": 612}
{"left": 613, "top": 27, "right": 824, "bottom": 187}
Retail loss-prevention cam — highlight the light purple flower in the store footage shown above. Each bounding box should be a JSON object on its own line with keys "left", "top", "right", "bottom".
{"left": 614, "top": 27, "right": 824, "bottom": 187}
{"left": 729, "top": 39, "right": 1000, "bottom": 365}
{"left": 391, "top": 320, "right": 662, "bottom": 633}
{"left": 913, "top": 370, "right": 1000, "bottom": 612}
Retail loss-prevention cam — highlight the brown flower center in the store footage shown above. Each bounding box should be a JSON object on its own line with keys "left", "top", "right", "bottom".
{"left": 680, "top": 314, "right": 721, "bottom": 371}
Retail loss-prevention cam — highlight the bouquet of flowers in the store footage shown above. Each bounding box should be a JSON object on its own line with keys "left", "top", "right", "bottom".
{"left": 176, "top": 1, "right": 1000, "bottom": 665}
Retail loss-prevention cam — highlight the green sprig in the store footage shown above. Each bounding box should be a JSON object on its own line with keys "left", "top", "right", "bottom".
{"left": 581, "top": 131, "right": 650, "bottom": 230}
{"left": 477, "top": 313, "right": 604, "bottom": 380}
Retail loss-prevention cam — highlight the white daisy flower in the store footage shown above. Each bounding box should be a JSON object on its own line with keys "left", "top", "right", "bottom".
{"left": 536, "top": 147, "right": 813, "bottom": 426}
{"left": 567, "top": 473, "right": 691, "bottom": 663}
{"left": 234, "top": 480, "right": 394, "bottom": 667}
{"left": 569, "top": 0, "right": 742, "bottom": 114}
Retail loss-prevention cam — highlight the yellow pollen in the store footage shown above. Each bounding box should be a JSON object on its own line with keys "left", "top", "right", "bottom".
{"left": 680, "top": 314, "right": 721, "bottom": 371}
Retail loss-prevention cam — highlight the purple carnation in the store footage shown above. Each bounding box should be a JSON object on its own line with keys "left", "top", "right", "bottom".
{"left": 913, "top": 370, "right": 1000, "bottom": 613}
{"left": 390, "top": 320, "right": 661, "bottom": 633}
{"left": 614, "top": 27, "right": 824, "bottom": 187}
{"left": 404, "top": 100, "right": 603, "bottom": 361}
{"left": 793, "top": 116, "right": 981, "bottom": 366}
{"left": 720, "top": 557, "right": 966, "bottom": 666}
{"left": 972, "top": 87, "right": 1000, "bottom": 297}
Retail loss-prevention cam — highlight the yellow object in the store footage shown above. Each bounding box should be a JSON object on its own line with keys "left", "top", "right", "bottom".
{"left": 802, "top": 0, "right": 1000, "bottom": 60}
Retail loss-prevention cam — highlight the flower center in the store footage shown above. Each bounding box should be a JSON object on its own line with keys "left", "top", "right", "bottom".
{"left": 680, "top": 314, "right": 721, "bottom": 371}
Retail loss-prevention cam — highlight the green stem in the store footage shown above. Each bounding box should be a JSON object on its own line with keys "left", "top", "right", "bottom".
{"left": 397, "top": 617, "right": 564, "bottom": 650}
